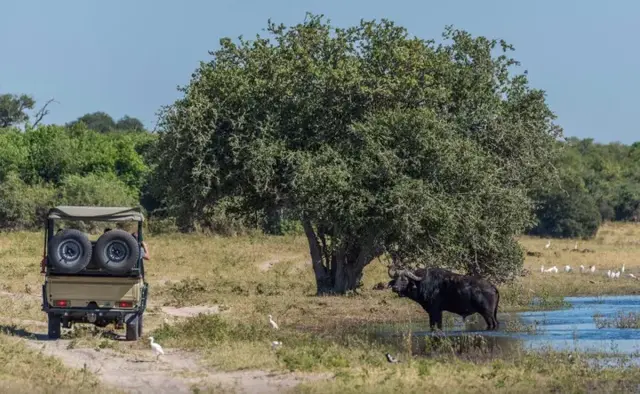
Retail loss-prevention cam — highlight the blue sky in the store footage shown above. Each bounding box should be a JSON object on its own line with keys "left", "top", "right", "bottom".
{"left": 1, "top": 0, "right": 638, "bottom": 143}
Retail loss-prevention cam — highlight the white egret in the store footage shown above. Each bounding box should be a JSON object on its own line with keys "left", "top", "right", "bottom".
{"left": 149, "top": 337, "right": 164, "bottom": 360}
{"left": 268, "top": 314, "right": 279, "bottom": 330}
{"left": 386, "top": 353, "right": 399, "bottom": 363}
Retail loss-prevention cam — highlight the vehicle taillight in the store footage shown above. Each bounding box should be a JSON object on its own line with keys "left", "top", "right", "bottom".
{"left": 53, "top": 300, "right": 68, "bottom": 307}
{"left": 117, "top": 301, "right": 133, "bottom": 308}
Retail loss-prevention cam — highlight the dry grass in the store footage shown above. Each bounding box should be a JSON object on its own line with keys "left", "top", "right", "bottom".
{"left": 1, "top": 222, "right": 640, "bottom": 392}
{"left": 0, "top": 331, "right": 110, "bottom": 393}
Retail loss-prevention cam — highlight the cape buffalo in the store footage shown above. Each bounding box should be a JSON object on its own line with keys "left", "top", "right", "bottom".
{"left": 387, "top": 265, "right": 500, "bottom": 330}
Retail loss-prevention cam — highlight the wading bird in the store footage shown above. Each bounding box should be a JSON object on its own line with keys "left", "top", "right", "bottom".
{"left": 149, "top": 337, "right": 164, "bottom": 361}
{"left": 268, "top": 314, "right": 279, "bottom": 330}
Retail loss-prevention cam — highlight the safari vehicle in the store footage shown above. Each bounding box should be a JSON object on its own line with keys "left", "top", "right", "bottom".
{"left": 41, "top": 206, "right": 149, "bottom": 341}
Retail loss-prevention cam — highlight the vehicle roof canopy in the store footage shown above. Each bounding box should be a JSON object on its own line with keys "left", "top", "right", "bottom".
{"left": 47, "top": 206, "right": 144, "bottom": 222}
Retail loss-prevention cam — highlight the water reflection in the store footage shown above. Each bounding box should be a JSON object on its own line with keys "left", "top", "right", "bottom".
{"left": 371, "top": 295, "right": 640, "bottom": 357}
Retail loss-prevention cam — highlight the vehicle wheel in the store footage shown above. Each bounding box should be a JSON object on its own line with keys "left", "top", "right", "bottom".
{"left": 47, "top": 229, "right": 93, "bottom": 274}
{"left": 94, "top": 229, "right": 139, "bottom": 275}
{"left": 125, "top": 315, "right": 141, "bottom": 341}
{"left": 47, "top": 313, "right": 61, "bottom": 340}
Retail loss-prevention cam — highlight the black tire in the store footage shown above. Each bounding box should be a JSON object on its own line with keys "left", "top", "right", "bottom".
{"left": 94, "top": 229, "right": 140, "bottom": 275}
{"left": 47, "top": 313, "right": 61, "bottom": 340}
{"left": 47, "top": 229, "right": 93, "bottom": 274}
{"left": 125, "top": 315, "right": 141, "bottom": 341}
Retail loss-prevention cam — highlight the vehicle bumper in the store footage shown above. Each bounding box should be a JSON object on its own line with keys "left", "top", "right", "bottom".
{"left": 44, "top": 307, "right": 142, "bottom": 327}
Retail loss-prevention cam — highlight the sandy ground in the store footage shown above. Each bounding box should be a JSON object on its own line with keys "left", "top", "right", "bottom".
{"left": 23, "top": 338, "right": 327, "bottom": 394}
{"left": 4, "top": 301, "right": 330, "bottom": 394}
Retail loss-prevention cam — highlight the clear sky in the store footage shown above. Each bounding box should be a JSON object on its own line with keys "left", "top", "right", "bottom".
{"left": 1, "top": 0, "right": 638, "bottom": 143}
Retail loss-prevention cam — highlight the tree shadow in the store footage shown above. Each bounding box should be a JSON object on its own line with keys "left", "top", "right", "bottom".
{"left": 0, "top": 324, "right": 128, "bottom": 342}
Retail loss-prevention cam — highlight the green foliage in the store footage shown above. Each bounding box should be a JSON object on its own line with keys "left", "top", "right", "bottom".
{"left": 0, "top": 128, "right": 29, "bottom": 179}
{"left": 0, "top": 123, "right": 152, "bottom": 230}
{"left": 529, "top": 136, "right": 640, "bottom": 238}
{"left": 23, "top": 124, "right": 79, "bottom": 184}
{"left": 67, "top": 111, "right": 115, "bottom": 133}
{"left": 0, "top": 172, "right": 57, "bottom": 230}
{"left": 59, "top": 173, "right": 138, "bottom": 207}
{"left": 0, "top": 93, "right": 35, "bottom": 127}
{"left": 115, "top": 115, "right": 145, "bottom": 132}
{"left": 529, "top": 168, "right": 602, "bottom": 238}
{"left": 153, "top": 14, "right": 562, "bottom": 289}
{"left": 67, "top": 112, "right": 147, "bottom": 133}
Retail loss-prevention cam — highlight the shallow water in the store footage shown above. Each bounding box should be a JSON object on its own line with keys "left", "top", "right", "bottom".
{"left": 517, "top": 295, "right": 640, "bottom": 354}
{"left": 373, "top": 295, "right": 640, "bottom": 356}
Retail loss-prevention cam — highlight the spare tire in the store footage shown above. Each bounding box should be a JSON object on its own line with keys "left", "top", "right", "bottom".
{"left": 47, "top": 229, "right": 93, "bottom": 274}
{"left": 94, "top": 229, "right": 140, "bottom": 275}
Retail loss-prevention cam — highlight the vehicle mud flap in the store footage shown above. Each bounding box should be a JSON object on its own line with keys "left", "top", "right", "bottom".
{"left": 47, "top": 313, "right": 61, "bottom": 340}
{"left": 125, "top": 313, "right": 140, "bottom": 341}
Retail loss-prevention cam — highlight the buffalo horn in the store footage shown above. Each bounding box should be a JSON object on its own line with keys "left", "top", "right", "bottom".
{"left": 387, "top": 265, "right": 398, "bottom": 278}
{"left": 400, "top": 269, "right": 423, "bottom": 281}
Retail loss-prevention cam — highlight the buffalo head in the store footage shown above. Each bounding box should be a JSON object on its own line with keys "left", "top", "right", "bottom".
{"left": 387, "top": 265, "right": 423, "bottom": 297}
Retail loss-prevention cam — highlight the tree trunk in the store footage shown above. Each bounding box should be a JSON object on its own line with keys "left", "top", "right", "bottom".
{"left": 332, "top": 258, "right": 364, "bottom": 294}
{"left": 302, "top": 219, "right": 383, "bottom": 295}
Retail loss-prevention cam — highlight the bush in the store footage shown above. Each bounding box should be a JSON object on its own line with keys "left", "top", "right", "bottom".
{"left": 0, "top": 172, "right": 57, "bottom": 230}
{"left": 22, "top": 125, "right": 79, "bottom": 184}
{"left": 613, "top": 184, "right": 640, "bottom": 221}
{"left": 0, "top": 129, "right": 28, "bottom": 180}
{"left": 59, "top": 173, "right": 139, "bottom": 207}
{"left": 529, "top": 171, "right": 602, "bottom": 238}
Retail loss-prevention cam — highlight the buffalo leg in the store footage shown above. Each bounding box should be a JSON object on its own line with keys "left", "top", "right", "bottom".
{"left": 427, "top": 312, "right": 436, "bottom": 330}
{"left": 428, "top": 310, "right": 443, "bottom": 331}
{"left": 481, "top": 313, "right": 496, "bottom": 330}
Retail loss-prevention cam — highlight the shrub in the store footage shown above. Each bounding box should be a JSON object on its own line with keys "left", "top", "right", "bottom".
{"left": 0, "top": 172, "right": 57, "bottom": 230}
{"left": 59, "top": 173, "right": 138, "bottom": 207}
{"left": 529, "top": 171, "right": 601, "bottom": 238}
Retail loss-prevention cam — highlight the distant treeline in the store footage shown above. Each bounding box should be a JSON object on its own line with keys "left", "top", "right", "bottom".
{"left": 0, "top": 94, "right": 636, "bottom": 238}
{"left": 529, "top": 137, "right": 640, "bottom": 239}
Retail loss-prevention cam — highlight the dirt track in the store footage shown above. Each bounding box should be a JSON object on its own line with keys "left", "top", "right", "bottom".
{"left": 24, "top": 337, "right": 323, "bottom": 393}
{"left": 1, "top": 301, "right": 329, "bottom": 394}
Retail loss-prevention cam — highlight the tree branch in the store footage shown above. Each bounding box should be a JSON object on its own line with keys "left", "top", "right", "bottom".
{"left": 32, "top": 98, "right": 57, "bottom": 127}
{"left": 355, "top": 233, "right": 385, "bottom": 270}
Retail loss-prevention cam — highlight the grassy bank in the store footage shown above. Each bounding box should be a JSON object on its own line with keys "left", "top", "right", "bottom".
{"left": 0, "top": 222, "right": 639, "bottom": 392}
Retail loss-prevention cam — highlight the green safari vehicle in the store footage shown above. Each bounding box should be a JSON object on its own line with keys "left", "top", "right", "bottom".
{"left": 41, "top": 206, "right": 149, "bottom": 340}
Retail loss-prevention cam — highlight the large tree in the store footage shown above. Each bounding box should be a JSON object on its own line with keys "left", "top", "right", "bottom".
{"left": 67, "top": 112, "right": 146, "bottom": 133}
{"left": 153, "top": 14, "right": 562, "bottom": 294}
{"left": 115, "top": 115, "right": 146, "bottom": 132}
{"left": 0, "top": 93, "right": 54, "bottom": 128}
{"left": 67, "top": 111, "right": 116, "bottom": 133}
